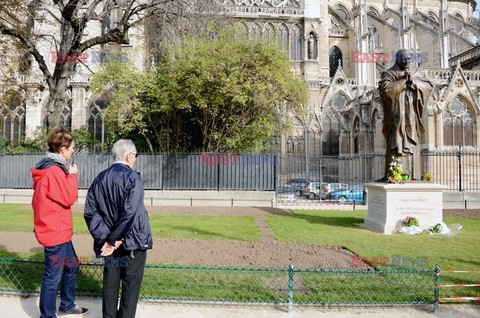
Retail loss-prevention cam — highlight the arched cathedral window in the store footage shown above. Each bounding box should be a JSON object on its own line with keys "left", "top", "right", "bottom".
{"left": 329, "top": 46, "right": 343, "bottom": 78}
{"left": 278, "top": 24, "right": 289, "bottom": 53}
{"left": 88, "top": 98, "right": 108, "bottom": 144}
{"left": 42, "top": 100, "right": 71, "bottom": 130}
{"left": 330, "top": 8, "right": 348, "bottom": 36}
{"left": 451, "top": 14, "right": 464, "bottom": 36}
{"left": 367, "top": 18, "right": 380, "bottom": 52}
{"left": 263, "top": 23, "right": 275, "bottom": 43}
{"left": 290, "top": 24, "right": 302, "bottom": 61}
{"left": 335, "top": 8, "right": 349, "bottom": 21}
{"left": 322, "top": 108, "right": 340, "bottom": 156}
{"left": 443, "top": 97, "right": 476, "bottom": 147}
{"left": 1, "top": 90, "right": 25, "bottom": 145}
{"left": 59, "top": 101, "right": 72, "bottom": 130}
{"left": 249, "top": 23, "right": 261, "bottom": 41}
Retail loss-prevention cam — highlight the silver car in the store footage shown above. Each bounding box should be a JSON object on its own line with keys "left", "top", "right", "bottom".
{"left": 277, "top": 186, "right": 298, "bottom": 201}
{"left": 304, "top": 181, "right": 324, "bottom": 200}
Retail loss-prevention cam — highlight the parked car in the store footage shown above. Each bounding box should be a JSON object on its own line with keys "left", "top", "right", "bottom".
{"left": 304, "top": 181, "right": 324, "bottom": 200}
{"left": 286, "top": 179, "right": 311, "bottom": 196}
{"left": 320, "top": 183, "right": 349, "bottom": 200}
{"left": 327, "top": 184, "right": 367, "bottom": 203}
{"left": 276, "top": 186, "right": 298, "bottom": 201}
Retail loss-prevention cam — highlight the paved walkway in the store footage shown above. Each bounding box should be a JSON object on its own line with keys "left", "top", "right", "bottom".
{"left": 1, "top": 295, "right": 479, "bottom": 318}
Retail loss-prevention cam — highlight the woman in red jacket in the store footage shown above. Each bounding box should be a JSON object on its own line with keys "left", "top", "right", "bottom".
{"left": 31, "top": 127, "right": 89, "bottom": 318}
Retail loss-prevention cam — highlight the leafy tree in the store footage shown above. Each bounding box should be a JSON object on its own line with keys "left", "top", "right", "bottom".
{"left": 89, "top": 55, "right": 154, "bottom": 150}
{"left": 91, "top": 27, "right": 308, "bottom": 152}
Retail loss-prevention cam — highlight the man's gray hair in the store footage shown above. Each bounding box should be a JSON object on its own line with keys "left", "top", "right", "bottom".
{"left": 111, "top": 139, "right": 136, "bottom": 161}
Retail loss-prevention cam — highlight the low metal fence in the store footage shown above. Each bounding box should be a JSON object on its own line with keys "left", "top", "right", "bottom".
{"left": 0, "top": 258, "right": 436, "bottom": 309}
{"left": 0, "top": 194, "right": 274, "bottom": 207}
{"left": 434, "top": 265, "right": 480, "bottom": 313}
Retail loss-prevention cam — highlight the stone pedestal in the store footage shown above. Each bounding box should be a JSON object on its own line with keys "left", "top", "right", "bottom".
{"left": 363, "top": 182, "right": 447, "bottom": 234}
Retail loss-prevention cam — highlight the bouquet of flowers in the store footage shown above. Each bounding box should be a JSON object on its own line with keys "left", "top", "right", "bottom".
{"left": 387, "top": 156, "right": 404, "bottom": 183}
{"left": 427, "top": 223, "right": 442, "bottom": 234}
{"left": 402, "top": 216, "right": 419, "bottom": 227}
{"left": 399, "top": 216, "right": 422, "bottom": 234}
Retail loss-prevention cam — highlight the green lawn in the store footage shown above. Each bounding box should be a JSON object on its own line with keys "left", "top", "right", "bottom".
{"left": 265, "top": 209, "right": 479, "bottom": 271}
{"left": 266, "top": 209, "right": 480, "bottom": 298}
{"left": 0, "top": 204, "right": 261, "bottom": 241}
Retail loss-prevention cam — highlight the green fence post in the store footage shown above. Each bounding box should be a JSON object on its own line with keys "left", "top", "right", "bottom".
{"left": 231, "top": 198, "right": 234, "bottom": 207}
{"left": 190, "top": 198, "right": 193, "bottom": 206}
{"left": 434, "top": 264, "right": 440, "bottom": 313}
{"left": 3, "top": 193, "right": 5, "bottom": 203}
{"left": 288, "top": 264, "right": 294, "bottom": 312}
{"left": 151, "top": 197, "right": 153, "bottom": 206}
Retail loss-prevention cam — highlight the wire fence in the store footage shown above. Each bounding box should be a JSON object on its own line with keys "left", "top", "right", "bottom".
{"left": 0, "top": 258, "right": 436, "bottom": 308}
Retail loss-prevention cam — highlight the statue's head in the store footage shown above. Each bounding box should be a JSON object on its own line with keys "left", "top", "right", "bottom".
{"left": 395, "top": 49, "right": 411, "bottom": 70}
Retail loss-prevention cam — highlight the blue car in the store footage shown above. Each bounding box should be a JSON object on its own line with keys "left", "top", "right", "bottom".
{"left": 327, "top": 184, "right": 367, "bottom": 203}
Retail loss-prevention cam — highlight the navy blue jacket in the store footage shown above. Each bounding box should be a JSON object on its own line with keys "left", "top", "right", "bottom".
{"left": 84, "top": 162, "right": 153, "bottom": 257}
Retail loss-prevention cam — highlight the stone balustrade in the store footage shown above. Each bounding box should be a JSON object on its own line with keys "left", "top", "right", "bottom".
{"left": 222, "top": 5, "right": 304, "bottom": 16}
{"left": 448, "top": 45, "right": 480, "bottom": 67}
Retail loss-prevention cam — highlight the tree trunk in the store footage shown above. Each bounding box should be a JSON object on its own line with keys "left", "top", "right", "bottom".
{"left": 142, "top": 133, "right": 154, "bottom": 153}
{"left": 45, "top": 64, "right": 75, "bottom": 128}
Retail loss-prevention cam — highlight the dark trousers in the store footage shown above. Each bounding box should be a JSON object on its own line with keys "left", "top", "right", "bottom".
{"left": 102, "top": 249, "right": 147, "bottom": 318}
{"left": 40, "top": 241, "right": 78, "bottom": 318}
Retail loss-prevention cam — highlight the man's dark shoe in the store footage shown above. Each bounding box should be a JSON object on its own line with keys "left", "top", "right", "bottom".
{"left": 58, "top": 305, "right": 90, "bottom": 316}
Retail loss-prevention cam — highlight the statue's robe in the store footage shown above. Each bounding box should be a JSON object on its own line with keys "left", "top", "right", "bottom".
{"left": 379, "top": 65, "right": 433, "bottom": 176}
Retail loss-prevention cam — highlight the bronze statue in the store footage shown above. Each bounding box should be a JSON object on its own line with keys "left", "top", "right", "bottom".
{"left": 378, "top": 49, "right": 433, "bottom": 179}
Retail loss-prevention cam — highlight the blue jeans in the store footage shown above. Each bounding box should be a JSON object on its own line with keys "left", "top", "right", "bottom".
{"left": 40, "top": 241, "right": 78, "bottom": 318}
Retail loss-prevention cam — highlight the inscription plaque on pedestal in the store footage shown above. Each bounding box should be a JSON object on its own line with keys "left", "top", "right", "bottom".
{"left": 363, "top": 182, "right": 447, "bottom": 234}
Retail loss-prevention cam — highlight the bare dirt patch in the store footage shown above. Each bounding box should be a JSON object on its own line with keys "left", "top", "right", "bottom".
{"left": 0, "top": 232, "right": 355, "bottom": 269}
{"left": 73, "top": 205, "right": 293, "bottom": 216}
{"left": 443, "top": 209, "right": 480, "bottom": 218}
{"left": 1, "top": 205, "right": 357, "bottom": 268}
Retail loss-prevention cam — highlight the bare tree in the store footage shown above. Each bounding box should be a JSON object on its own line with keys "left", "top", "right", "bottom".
{"left": 145, "top": 0, "right": 230, "bottom": 61}
{"left": 0, "top": 0, "right": 191, "bottom": 126}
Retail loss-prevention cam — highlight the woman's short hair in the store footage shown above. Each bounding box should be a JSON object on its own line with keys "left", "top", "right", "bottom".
{"left": 47, "top": 127, "right": 74, "bottom": 153}
{"left": 111, "top": 139, "right": 136, "bottom": 161}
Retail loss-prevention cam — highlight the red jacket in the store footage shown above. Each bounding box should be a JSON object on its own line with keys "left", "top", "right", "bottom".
{"left": 31, "top": 163, "right": 78, "bottom": 247}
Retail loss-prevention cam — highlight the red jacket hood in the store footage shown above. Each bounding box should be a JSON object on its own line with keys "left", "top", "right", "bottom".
{"left": 32, "top": 168, "right": 48, "bottom": 188}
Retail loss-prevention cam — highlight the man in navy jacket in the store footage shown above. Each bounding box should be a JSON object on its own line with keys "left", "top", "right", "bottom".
{"left": 84, "top": 139, "right": 152, "bottom": 318}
